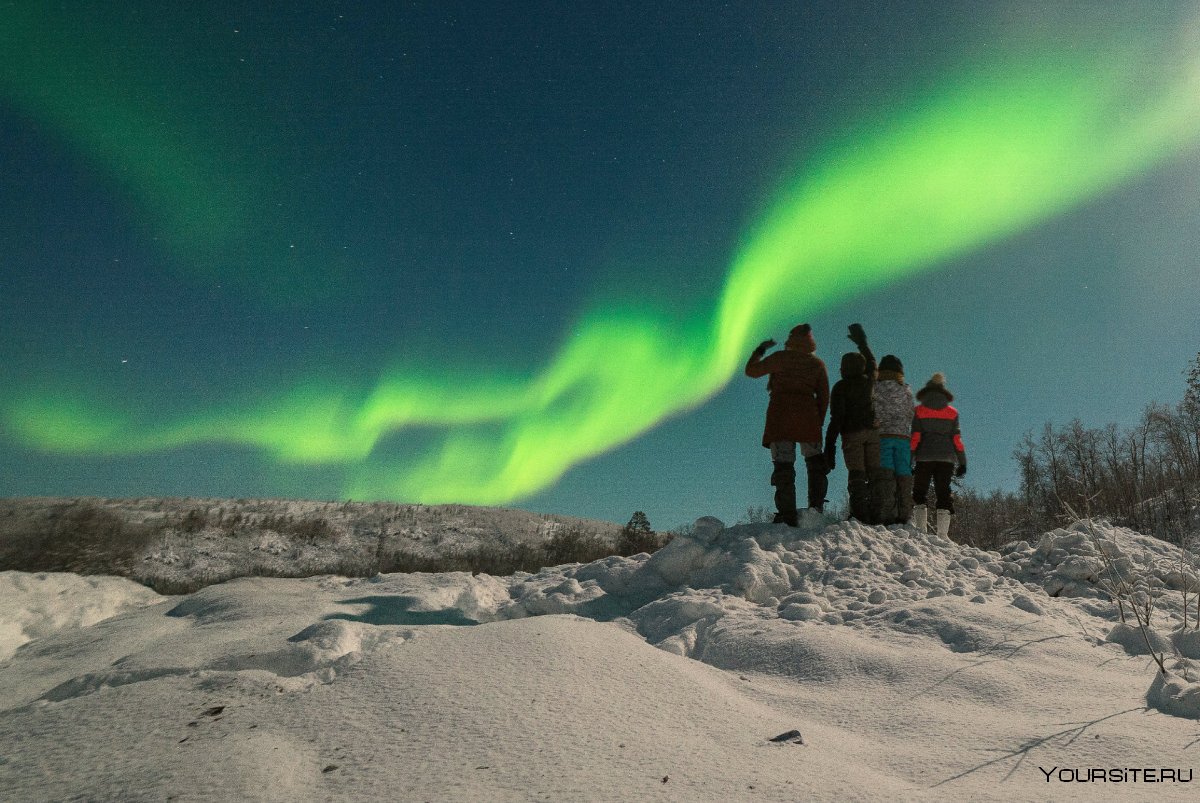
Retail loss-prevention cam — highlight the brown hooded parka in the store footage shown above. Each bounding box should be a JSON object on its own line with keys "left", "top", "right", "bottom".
{"left": 745, "top": 329, "right": 830, "bottom": 446}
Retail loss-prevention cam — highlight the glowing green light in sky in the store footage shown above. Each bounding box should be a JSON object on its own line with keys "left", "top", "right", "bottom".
{"left": 6, "top": 19, "right": 1200, "bottom": 504}
{"left": 0, "top": 4, "right": 357, "bottom": 298}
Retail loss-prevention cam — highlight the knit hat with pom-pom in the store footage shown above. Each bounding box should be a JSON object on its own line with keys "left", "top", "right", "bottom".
{"left": 916, "top": 371, "right": 953, "bottom": 402}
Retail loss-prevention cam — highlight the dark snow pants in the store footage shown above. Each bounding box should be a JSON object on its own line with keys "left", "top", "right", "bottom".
{"left": 912, "top": 461, "right": 954, "bottom": 513}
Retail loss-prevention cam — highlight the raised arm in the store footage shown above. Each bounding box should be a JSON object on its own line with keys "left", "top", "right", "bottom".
{"left": 744, "top": 338, "right": 777, "bottom": 378}
{"left": 847, "top": 323, "right": 876, "bottom": 377}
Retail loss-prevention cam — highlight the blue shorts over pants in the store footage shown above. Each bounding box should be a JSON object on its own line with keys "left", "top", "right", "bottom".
{"left": 879, "top": 436, "right": 912, "bottom": 477}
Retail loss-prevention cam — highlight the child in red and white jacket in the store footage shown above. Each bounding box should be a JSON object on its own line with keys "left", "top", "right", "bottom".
{"left": 910, "top": 372, "right": 967, "bottom": 536}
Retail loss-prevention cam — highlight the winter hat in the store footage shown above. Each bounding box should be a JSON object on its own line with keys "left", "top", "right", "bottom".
{"left": 786, "top": 323, "right": 816, "bottom": 352}
{"left": 916, "top": 372, "right": 954, "bottom": 402}
{"left": 878, "top": 354, "right": 903, "bottom": 373}
{"left": 840, "top": 351, "right": 866, "bottom": 378}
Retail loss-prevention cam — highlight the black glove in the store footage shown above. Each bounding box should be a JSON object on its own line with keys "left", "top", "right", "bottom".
{"left": 824, "top": 449, "right": 836, "bottom": 473}
{"left": 753, "top": 338, "right": 777, "bottom": 355}
{"left": 955, "top": 461, "right": 967, "bottom": 478}
{"left": 847, "top": 323, "right": 867, "bottom": 347}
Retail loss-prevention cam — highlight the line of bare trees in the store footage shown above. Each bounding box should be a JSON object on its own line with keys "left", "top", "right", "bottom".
{"left": 950, "top": 353, "right": 1200, "bottom": 550}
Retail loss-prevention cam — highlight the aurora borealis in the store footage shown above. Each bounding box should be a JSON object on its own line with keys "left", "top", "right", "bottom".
{"left": 4, "top": 3, "right": 1200, "bottom": 525}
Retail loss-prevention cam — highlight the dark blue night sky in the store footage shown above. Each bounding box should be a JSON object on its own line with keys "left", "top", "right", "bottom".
{"left": 3, "top": 1, "right": 1199, "bottom": 527}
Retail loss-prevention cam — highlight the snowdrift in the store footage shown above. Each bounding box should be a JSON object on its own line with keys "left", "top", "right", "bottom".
{"left": 2, "top": 516, "right": 1199, "bottom": 800}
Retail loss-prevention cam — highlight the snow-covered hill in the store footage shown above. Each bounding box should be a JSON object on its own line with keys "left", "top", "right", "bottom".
{"left": 0, "top": 497, "right": 624, "bottom": 592}
{"left": 2, "top": 514, "right": 1199, "bottom": 800}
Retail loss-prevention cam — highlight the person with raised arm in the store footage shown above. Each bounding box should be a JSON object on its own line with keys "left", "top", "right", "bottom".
{"left": 745, "top": 324, "right": 830, "bottom": 525}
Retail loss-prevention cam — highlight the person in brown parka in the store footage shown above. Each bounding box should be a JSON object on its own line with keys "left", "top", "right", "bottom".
{"left": 745, "top": 323, "right": 831, "bottom": 525}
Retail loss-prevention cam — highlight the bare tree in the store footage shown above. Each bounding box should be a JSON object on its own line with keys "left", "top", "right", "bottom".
{"left": 932, "top": 353, "right": 1199, "bottom": 560}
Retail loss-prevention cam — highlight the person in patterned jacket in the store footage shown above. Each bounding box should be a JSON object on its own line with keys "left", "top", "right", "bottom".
{"left": 873, "top": 355, "right": 914, "bottom": 525}
{"left": 910, "top": 372, "right": 967, "bottom": 537}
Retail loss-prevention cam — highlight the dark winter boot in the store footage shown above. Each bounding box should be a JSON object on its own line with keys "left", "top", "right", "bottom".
{"left": 804, "top": 455, "right": 828, "bottom": 512}
{"left": 895, "top": 475, "right": 914, "bottom": 526}
{"left": 771, "top": 461, "right": 798, "bottom": 526}
{"left": 871, "top": 468, "right": 897, "bottom": 525}
{"left": 847, "top": 470, "right": 871, "bottom": 522}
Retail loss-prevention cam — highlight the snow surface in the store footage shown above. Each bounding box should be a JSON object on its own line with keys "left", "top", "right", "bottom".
{"left": 2, "top": 515, "right": 1200, "bottom": 800}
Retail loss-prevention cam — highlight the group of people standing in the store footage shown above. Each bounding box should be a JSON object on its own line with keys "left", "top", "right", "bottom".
{"left": 744, "top": 323, "right": 967, "bottom": 537}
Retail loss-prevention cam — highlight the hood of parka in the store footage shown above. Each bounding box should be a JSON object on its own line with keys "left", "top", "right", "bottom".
{"left": 840, "top": 351, "right": 867, "bottom": 379}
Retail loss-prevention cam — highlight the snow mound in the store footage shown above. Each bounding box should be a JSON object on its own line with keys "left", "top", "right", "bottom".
{"left": 0, "top": 571, "right": 162, "bottom": 662}
{"left": 1148, "top": 672, "right": 1200, "bottom": 719}
{"left": 7, "top": 516, "right": 1200, "bottom": 719}
{"left": 205, "top": 619, "right": 409, "bottom": 682}
{"left": 491, "top": 516, "right": 1200, "bottom": 719}
{"left": 1105, "top": 622, "right": 1173, "bottom": 656}
{"left": 6, "top": 515, "right": 1200, "bottom": 800}
{"left": 489, "top": 516, "right": 1199, "bottom": 646}
{"left": 1173, "top": 628, "right": 1200, "bottom": 659}
{"left": 996, "top": 521, "right": 1186, "bottom": 599}
{"left": 505, "top": 517, "right": 1037, "bottom": 637}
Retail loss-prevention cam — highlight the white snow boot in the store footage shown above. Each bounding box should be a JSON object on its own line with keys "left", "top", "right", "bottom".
{"left": 935, "top": 509, "right": 952, "bottom": 539}
{"left": 911, "top": 504, "right": 927, "bottom": 532}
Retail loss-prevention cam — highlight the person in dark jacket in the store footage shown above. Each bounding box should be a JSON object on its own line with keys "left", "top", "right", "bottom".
{"left": 823, "top": 324, "right": 883, "bottom": 523}
{"left": 745, "top": 323, "right": 830, "bottom": 525}
{"left": 910, "top": 372, "right": 967, "bottom": 537}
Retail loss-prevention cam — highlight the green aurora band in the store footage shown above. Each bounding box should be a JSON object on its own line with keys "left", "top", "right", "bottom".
{"left": 6, "top": 21, "right": 1200, "bottom": 504}
{"left": 0, "top": 4, "right": 360, "bottom": 298}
